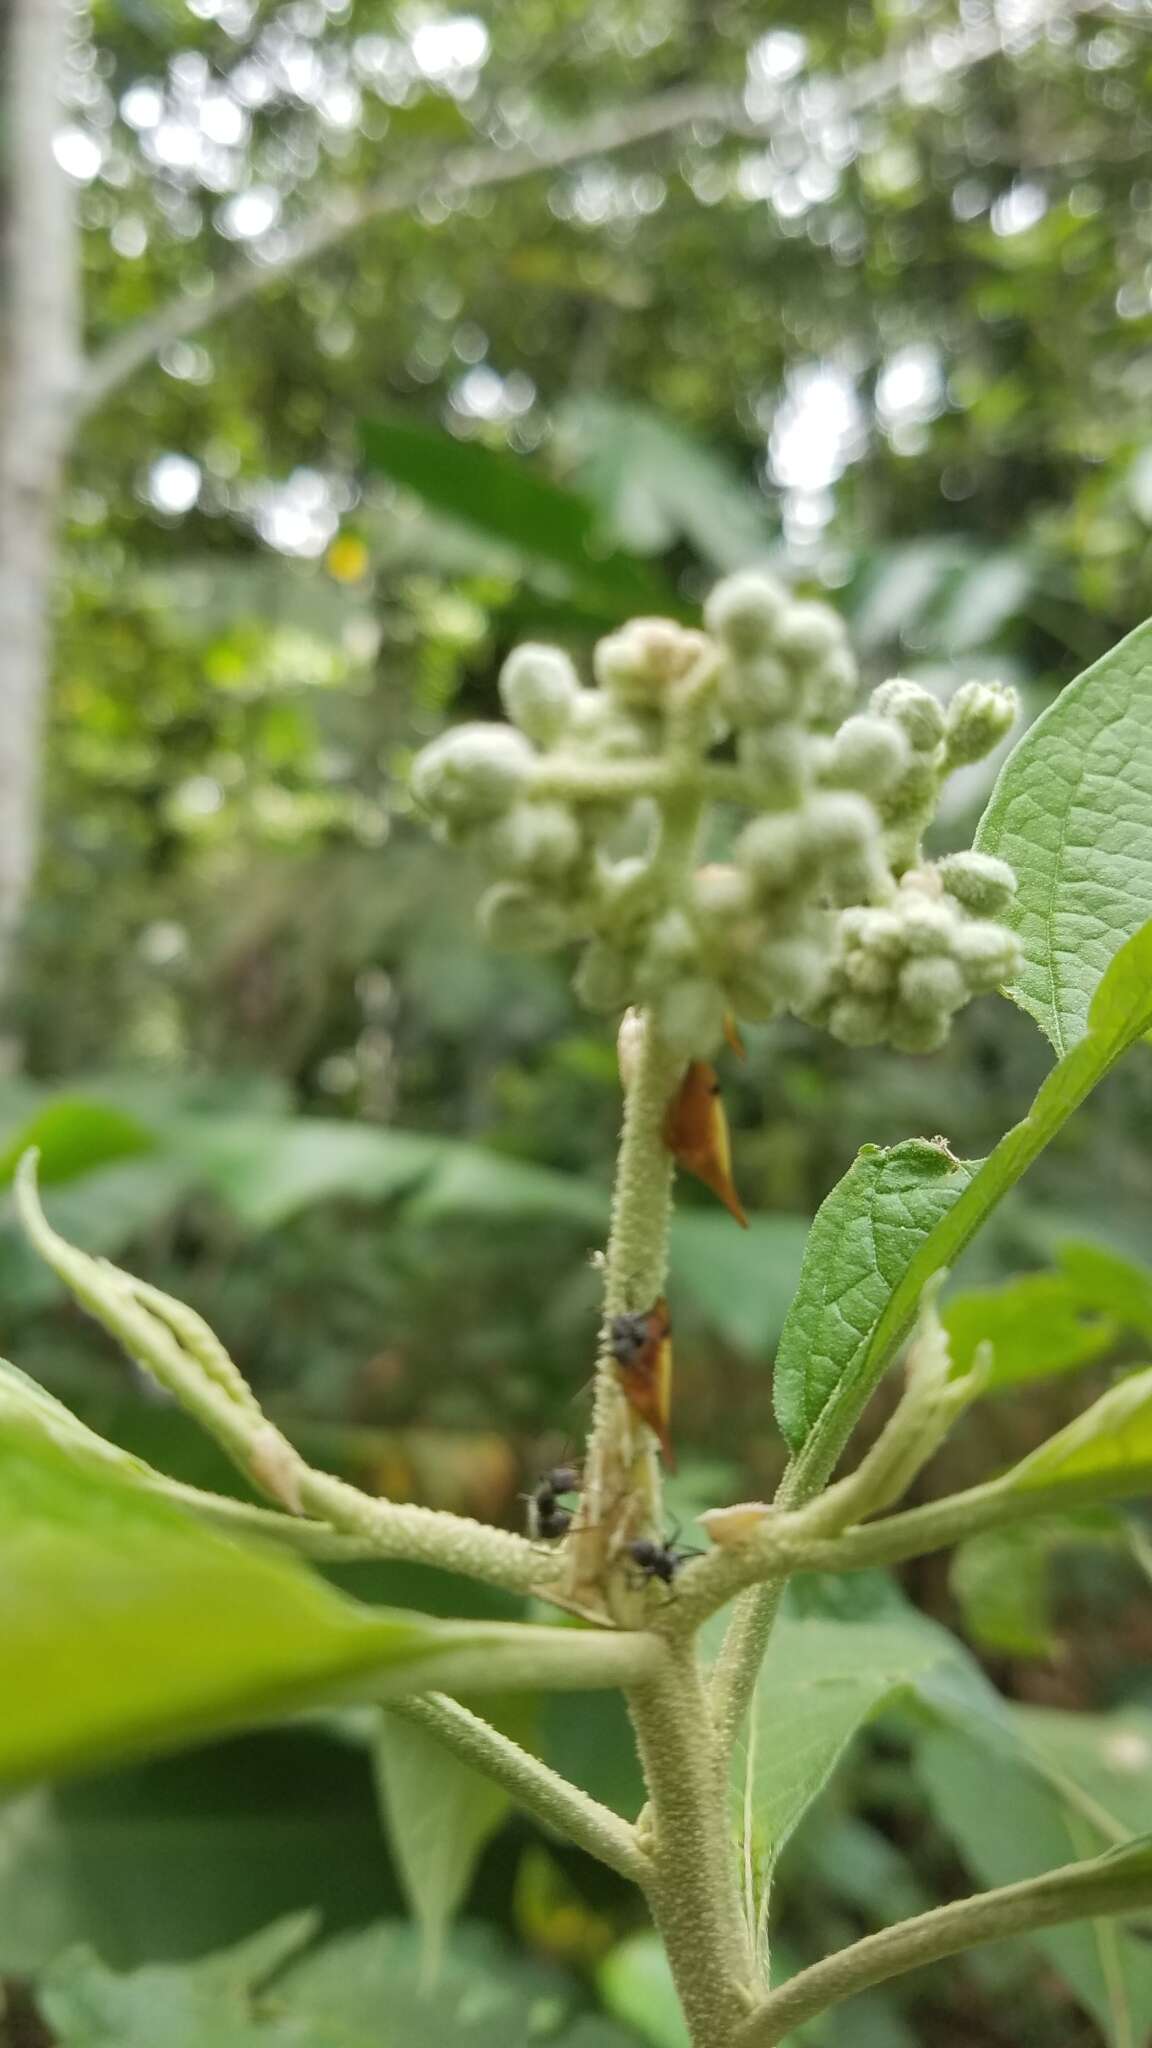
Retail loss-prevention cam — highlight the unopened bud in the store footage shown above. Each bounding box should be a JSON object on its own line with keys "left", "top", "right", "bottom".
{"left": 945, "top": 679, "right": 1019, "bottom": 767}
{"left": 704, "top": 570, "right": 790, "bottom": 655}
{"left": 826, "top": 715, "right": 910, "bottom": 797}
{"left": 937, "top": 850, "right": 1017, "bottom": 917}
{"left": 803, "top": 650, "right": 859, "bottom": 728}
{"left": 953, "top": 920, "right": 1021, "bottom": 993}
{"left": 485, "top": 801, "right": 581, "bottom": 880}
{"left": 478, "top": 881, "right": 572, "bottom": 952}
{"left": 900, "top": 895, "right": 958, "bottom": 955}
{"left": 411, "top": 723, "right": 534, "bottom": 824}
{"left": 828, "top": 995, "right": 889, "bottom": 1047}
{"left": 776, "top": 601, "right": 850, "bottom": 670}
{"left": 737, "top": 724, "right": 808, "bottom": 808}
{"left": 498, "top": 644, "right": 580, "bottom": 746}
{"left": 593, "top": 617, "right": 709, "bottom": 704}
{"left": 692, "top": 863, "right": 755, "bottom": 922}
{"left": 575, "top": 940, "right": 633, "bottom": 1014}
{"left": 659, "top": 976, "right": 728, "bottom": 1059}
{"left": 897, "top": 955, "right": 968, "bottom": 1018}
{"left": 871, "top": 678, "right": 946, "bottom": 752}
{"left": 718, "top": 653, "right": 794, "bottom": 726}
{"left": 889, "top": 1008, "right": 951, "bottom": 1055}
{"left": 736, "top": 813, "right": 806, "bottom": 893}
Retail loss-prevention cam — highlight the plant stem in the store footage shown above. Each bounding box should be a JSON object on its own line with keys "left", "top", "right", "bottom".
{"left": 565, "top": 1009, "right": 682, "bottom": 1603}
{"left": 707, "top": 1579, "right": 787, "bottom": 1758}
{"left": 387, "top": 1693, "right": 650, "bottom": 1884}
{"left": 629, "top": 1641, "right": 755, "bottom": 2048}
{"left": 733, "top": 1852, "right": 1152, "bottom": 2046}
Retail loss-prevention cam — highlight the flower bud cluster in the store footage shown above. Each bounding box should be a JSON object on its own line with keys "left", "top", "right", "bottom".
{"left": 408, "top": 573, "right": 1021, "bottom": 1060}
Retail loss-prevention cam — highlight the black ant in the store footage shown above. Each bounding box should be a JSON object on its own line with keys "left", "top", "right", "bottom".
{"left": 527, "top": 1464, "right": 581, "bottom": 1542}
{"left": 626, "top": 1522, "right": 702, "bottom": 1587}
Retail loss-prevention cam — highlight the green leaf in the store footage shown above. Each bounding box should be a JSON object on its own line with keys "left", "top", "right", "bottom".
{"left": 785, "top": 919, "right": 1152, "bottom": 1478}
{"left": 0, "top": 1413, "right": 525, "bottom": 1792}
{"left": 374, "top": 1702, "right": 530, "bottom": 1976}
{"left": 276, "top": 1919, "right": 631, "bottom": 2046}
{"left": 670, "top": 1210, "right": 810, "bottom": 1357}
{"left": 976, "top": 614, "right": 1152, "bottom": 1053}
{"left": 1057, "top": 1240, "right": 1152, "bottom": 1345}
{"left": 40, "top": 1915, "right": 315, "bottom": 2047}
{"left": 0, "top": 1097, "right": 156, "bottom": 1185}
{"left": 407, "top": 1148, "right": 609, "bottom": 1229}
{"left": 942, "top": 1271, "right": 1116, "bottom": 1389}
{"left": 360, "top": 413, "right": 670, "bottom": 611}
{"left": 38, "top": 1914, "right": 643, "bottom": 2046}
{"left": 167, "top": 1116, "right": 447, "bottom": 1227}
{"left": 949, "top": 1524, "right": 1058, "bottom": 1657}
{"left": 563, "top": 397, "right": 771, "bottom": 571}
{"left": 736, "top": 1577, "right": 1006, "bottom": 1896}
{"left": 773, "top": 1140, "right": 975, "bottom": 1451}
{"left": 1004, "top": 1363, "right": 1152, "bottom": 1493}
{"left": 917, "top": 1728, "right": 1152, "bottom": 2044}
{"left": 598, "top": 1932, "right": 691, "bottom": 2048}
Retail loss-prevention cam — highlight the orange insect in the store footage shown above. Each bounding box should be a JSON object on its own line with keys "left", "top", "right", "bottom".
{"left": 663, "top": 1059, "right": 748, "bottom": 1228}
{"left": 609, "top": 1297, "right": 675, "bottom": 1469}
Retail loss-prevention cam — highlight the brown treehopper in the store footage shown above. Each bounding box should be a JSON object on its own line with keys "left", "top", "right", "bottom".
{"left": 663, "top": 1059, "right": 748, "bottom": 1227}
{"left": 608, "top": 1297, "right": 675, "bottom": 1469}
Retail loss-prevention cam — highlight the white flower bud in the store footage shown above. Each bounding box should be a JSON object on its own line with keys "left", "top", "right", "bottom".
{"left": 937, "top": 850, "right": 1017, "bottom": 917}
{"left": 645, "top": 909, "right": 700, "bottom": 971}
{"left": 900, "top": 895, "right": 958, "bottom": 955}
{"left": 736, "top": 813, "right": 807, "bottom": 893}
{"left": 828, "top": 995, "right": 889, "bottom": 1047}
{"left": 804, "top": 650, "right": 859, "bottom": 728}
{"left": 952, "top": 920, "right": 1022, "bottom": 993}
{"left": 704, "top": 570, "right": 791, "bottom": 654}
{"left": 727, "top": 962, "right": 784, "bottom": 1023}
{"left": 897, "top": 955, "right": 969, "bottom": 1018}
{"left": 692, "top": 863, "right": 755, "bottom": 923}
{"left": 759, "top": 936, "right": 829, "bottom": 1010}
{"left": 840, "top": 906, "right": 905, "bottom": 959}
{"left": 659, "top": 976, "right": 728, "bottom": 1059}
{"left": 826, "top": 715, "right": 911, "bottom": 797}
{"left": 568, "top": 692, "right": 652, "bottom": 760}
{"left": 736, "top": 724, "right": 808, "bottom": 808}
{"left": 870, "top": 678, "right": 946, "bottom": 752}
{"left": 574, "top": 940, "right": 634, "bottom": 1014}
{"left": 593, "top": 617, "right": 709, "bottom": 705}
{"left": 411, "top": 723, "right": 534, "bottom": 823}
{"left": 485, "top": 801, "right": 581, "bottom": 881}
{"left": 478, "top": 882, "right": 573, "bottom": 952}
{"left": 805, "top": 791, "right": 880, "bottom": 860}
{"left": 776, "top": 601, "right": 850, "bottom": 670}
{"left": 844, "top": 948, "right": 894, "bottom": 996}
{"left": 718, "top": 654, "right": 794, "bottom": 726}
{"left": 597, "top": 854, "right": 658, "bottom": 930}
{"left": 498, "top": 644, "right": 579, "bottom": 746}
{"left": 945, "top": 680, "right": 1018, "bottom": 767}
{"left": 889, "top": 1008, "right": 951, "bottom": 1055}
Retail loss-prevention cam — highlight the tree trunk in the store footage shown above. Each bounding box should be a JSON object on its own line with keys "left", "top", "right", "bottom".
{"left": 0, "top": 0, "right": 80, "bottom": 995}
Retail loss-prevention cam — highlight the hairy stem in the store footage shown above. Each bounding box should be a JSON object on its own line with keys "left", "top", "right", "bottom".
{"left": 733, "top": 1854, "right": 1152, "bottom": 2046}
{"left": 387, "top": 1693, "right": 649, "bottom": 1884}
{"left": 565, "top": 1011, "right": 682, "bottom": 1602}
{"left": 629, "top": 1641, "right": 755, "bottom": 2048}
{"left": 707, "top": 1579, "right": 787, "bottom": 1759}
